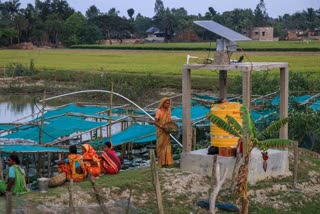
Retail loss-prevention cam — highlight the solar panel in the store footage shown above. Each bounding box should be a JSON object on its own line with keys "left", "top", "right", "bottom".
{"left": 194, "top": 20, "right": 251, "bottom": 42}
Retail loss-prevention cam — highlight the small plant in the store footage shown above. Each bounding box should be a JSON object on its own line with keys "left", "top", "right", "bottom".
{"left": 207, "top": 105, "right": 294, "bottom": 214}
{"left": 6, "top": 61, "right": 36, "bottom": 77}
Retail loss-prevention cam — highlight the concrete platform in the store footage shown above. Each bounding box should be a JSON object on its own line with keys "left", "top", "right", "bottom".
{"left": 180, "top": 148, "right": 291, "bottom": 184}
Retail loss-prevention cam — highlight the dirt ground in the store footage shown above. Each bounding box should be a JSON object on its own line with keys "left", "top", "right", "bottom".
{"left": 2, "top": 148, "right": 320, "bottom": 213}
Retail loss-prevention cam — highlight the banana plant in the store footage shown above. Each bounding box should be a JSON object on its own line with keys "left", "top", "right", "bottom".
{"left": 207, "top": 105, "right": 294, "bottom": 214}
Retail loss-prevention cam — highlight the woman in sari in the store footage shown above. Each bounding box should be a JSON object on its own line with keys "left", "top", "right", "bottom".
{"left": 154, "top": 97, "right": 174, "bottom": 167}
{"left": 58, "top": 145, "right": 87, "bottom": 182}
{"left": 100, "top": 141, "right": 121, "bottom": 174}
{"left": 0, "top": 154, "right": 28, "bottom": 195}
{"left": 82, "top": 144, "right": 101, "bottom": 177}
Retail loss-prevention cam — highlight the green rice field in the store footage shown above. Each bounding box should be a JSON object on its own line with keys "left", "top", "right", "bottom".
{"left": 74, "top": 40, "right": 320, "bottom": 51}
{"left": 0, "top": 48, "right": 319, "bottom": 76}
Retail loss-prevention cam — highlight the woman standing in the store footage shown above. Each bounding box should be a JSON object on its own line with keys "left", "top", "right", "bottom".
{"left": 100, "top": 141, "right": 121, "bottom": 175}
{"left": 0, "top": 154, "right": 27, "bottom": 194}
{"left": 82, "top": 144, "right": 101, "bottom": 177}
{"left": 154, "top": 97, "right": 174, "bottom": 167}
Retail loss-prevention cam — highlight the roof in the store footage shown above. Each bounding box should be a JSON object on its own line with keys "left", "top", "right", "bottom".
{"left": 146, "top": 27, "right": 160, "bottom": 33}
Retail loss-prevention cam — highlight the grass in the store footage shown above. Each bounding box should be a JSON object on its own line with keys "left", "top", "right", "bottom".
{"left": 0, "top": 49, "right": 319, "bottom": 78}
{"left": 73, "top": 40, "right": 320, "bottom": 51}
{"left": 1, "top": 147, "right": 320, "bottom": 213}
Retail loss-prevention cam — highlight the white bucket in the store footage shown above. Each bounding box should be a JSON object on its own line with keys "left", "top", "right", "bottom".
{"left": 38, "top": 177, "right": 50, "bottom": 193}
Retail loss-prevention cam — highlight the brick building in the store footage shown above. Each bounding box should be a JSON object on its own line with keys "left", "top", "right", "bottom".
{"left": 242, "top": 27, "right": 274, "bottom": 41}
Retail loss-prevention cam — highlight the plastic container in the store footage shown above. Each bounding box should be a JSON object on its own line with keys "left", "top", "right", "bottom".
{"left": 38, "top": 177, "right": 50, "bottom": 193}
{"left": 210, "top": 102, "right": 242, "bottom": 147}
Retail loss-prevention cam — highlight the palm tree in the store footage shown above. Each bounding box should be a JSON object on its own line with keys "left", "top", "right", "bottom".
{"left": 207, "top": 105, "right": 294, "bottom": 214}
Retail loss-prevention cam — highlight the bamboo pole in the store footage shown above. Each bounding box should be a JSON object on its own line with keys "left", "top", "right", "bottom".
{"left": 88, "top": 174, "right": 109, "bottom": 214}
{"left": 149, "top": 149, "right": 164, "bottom": 214}
{"left": 293, "top": 141, "right": 299, "bottom": 189}
{"left": 5, "top": 192, "right": 12, "bottom": 214}
{"left": 36, "top": 154, "right": 41, "bottom": 178}
{"left": 109, "top": 82, "right": 114, "bottom": 141}
{"left": 0, "top": 148, "right": 3, "bottom": 180}
{"left": 192, "top": 128, "right": 197, "bottom": 150}
{"left": 39, "top": 90, "right": 46, "bottom": 145}
{"left": 25, "top": 154, "right": 30, "bottom": 184}
{"left": 68, "top": 179, "right": 76, "bottom": 213}
{"left": 48, "top": 153, "right": 52, "bottom": 177}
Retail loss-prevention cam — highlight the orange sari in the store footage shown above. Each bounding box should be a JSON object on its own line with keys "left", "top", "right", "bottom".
{"left": 155, "top": 98, "right": 174, "bottom": 167}
{"left": 101, "top": 149, "right": 121, "bottom": 174}
{"left": 82, "top": 144, "right": 101, "bottom": 177}
{"left": 58, "top": 154, "right": 87, "bottom": 182}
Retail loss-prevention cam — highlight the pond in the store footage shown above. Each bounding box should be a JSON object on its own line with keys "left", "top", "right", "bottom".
{"left": 0, "top": 95, "right": 47, "bottom": 123}
{"left": 0, "top": 94, "right": 114, "bottom": 123}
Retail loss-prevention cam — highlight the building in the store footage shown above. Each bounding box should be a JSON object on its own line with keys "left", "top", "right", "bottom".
{"left": 242, "top": 27, "right": 274, "bottom": 41}
{"left": 145, "top": 27, "right": 165, "bottom": 42}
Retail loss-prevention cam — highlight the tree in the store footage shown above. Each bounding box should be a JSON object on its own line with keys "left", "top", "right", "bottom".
{"left": 154, "top": 0, "right": 164, "bottom": 15}
{"left": 208, "top": 7, "right": 216, "bottom": 17}
{"left": 45, "top": 13, "right": 63, "bottom": 45}
{"left": 85, "top": 5, "right": 100, "bottom": 20}
{"left": 134, "top": 13, "right": 153, "bottom": 36}
{"left": 254, "top": 0, "right": 268, "bottom": 26}
{"left": 127, "top": 8, "right": 134, "bottom": 21}
{"left": 61, "top": 12, "right": 87, "bottom": 46}
{"left": 91, "top": 14, "right": 133, "bottom": 43}
{"left": 207, "top": 105, "right": 293, "bottom": 214}
{"left": 107, "top": 8, "right": 119, "bottom": 16}
{"left": 4, "top": 0, "right": 21, "bottom": 17}
{"left": 303, "top": 8, "right": 317, "bottom": 30}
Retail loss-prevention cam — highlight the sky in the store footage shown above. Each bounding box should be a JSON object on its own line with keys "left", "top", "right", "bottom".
{"left": 19, "top": 0, "right": 320, "bottom": 18}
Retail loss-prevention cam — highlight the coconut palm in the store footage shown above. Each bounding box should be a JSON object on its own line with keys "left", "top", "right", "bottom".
{"left": 207, "top": 105, "right": 294, "bottom": 214}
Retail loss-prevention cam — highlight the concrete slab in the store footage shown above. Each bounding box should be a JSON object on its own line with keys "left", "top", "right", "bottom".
{"left": 180, "top": 148, "right": 291, "bottom": 184}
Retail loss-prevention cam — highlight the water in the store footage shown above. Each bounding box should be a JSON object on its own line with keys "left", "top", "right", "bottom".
{"left": 0, "top": 94, "right": 103, "bottom": 123}
{"left": 0, "top": 95, "right": 45, "bottom": 123}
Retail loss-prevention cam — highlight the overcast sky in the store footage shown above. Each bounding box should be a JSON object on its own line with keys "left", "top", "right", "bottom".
{"left": 19, "top": 0, "right": 320, "bottom": 18}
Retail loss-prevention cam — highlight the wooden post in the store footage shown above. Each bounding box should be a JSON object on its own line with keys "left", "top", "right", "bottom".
{"left": 209, "top": 155, "right": 217, "bottom": 194}
{"left": 149, "top": 149, "right": 164, "bottom": 214}
{"left": 88, "top": 174, "right": 109, "bottom": 214}
{"left": 121, "top": 144, "right": 126, "bottom": 160}
{"left": 293, "top": 141, "right": 298, "bottom": 189}
{"left": 182, "top": 67, "right": 192, "bottom": 152}
{"left": 192, "top": 127, "right": 197, "bottom": 150}
{"left": 209, "top": 158, "right": 229, "bottom": 214}
{"left": 6, "top": 192, "right": 12, "bottom": 214}
{"left": 280, "top": 66, "right": 289, "bottom": 139}
{"left": 109, "top": 82, "right": 114, "bottom": 140}
{"left": 242, "top": 70, "right": 251, "bottom": 110}
{"left": 219, "top": 70, "right": 227, "bottom": 99}
{"left": 0, "top": 148, "right": 3, "bottom": 180}
{"left": 36, "top": 154, "right": 41, "bottom": 177}
{"left": 39, "top": 90, "right": 46, "bottom": 144}
{"left": 25, "top": 154, "right": 30, "bottom": 184}
{"left": 48, "top": 153, "right": 52, "bottom": 177}
{"left": 68, "top": 179, "right": 76, "bottom": 213}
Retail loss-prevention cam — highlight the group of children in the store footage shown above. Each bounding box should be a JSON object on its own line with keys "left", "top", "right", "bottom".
{"left": 0, "top": 141, "right": 121, "bottom": 195}
{"left": 58, "top": 141, "right": 121, "bottom": 182}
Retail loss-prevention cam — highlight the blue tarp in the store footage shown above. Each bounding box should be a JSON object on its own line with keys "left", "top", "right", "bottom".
{"left": 44, "top": 103, "right": 108, "bottom": 118}
{"left": 310, "top": 100, "right": 320, "bottom": 111}
{"left": 0, "top": 124, "right": 16, "bottom": 131}
{"left": 172, "top": 105, "right": 210, "bottom": 120}
{"left": 0, "top": 145, "right": 68, "bottom": 153}
{"left": 1, "top": 116, "right": 108, "bottom": 143}
{"left": 91, "top": 124, "right": 156, "bottom": 146}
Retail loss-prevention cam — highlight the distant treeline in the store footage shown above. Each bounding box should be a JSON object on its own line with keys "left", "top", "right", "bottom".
{"left": 0, "top": 0, "right": 319, "bottom": 47}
